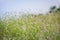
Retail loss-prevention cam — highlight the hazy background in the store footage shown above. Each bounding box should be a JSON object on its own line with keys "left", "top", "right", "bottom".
{"left": 0, "top": 0, "right": 60, "bottom": 16}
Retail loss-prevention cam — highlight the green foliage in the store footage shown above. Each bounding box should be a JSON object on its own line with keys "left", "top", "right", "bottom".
{"left": 0, "top": 12, "right": 60, "bottom": 40}
{"left": 49, "top": 6, "right": 56, "bottom": 13}
{"left": 49, "top": 6, "right": 60, "bottom": 13}
{"left": 56, "top": 7, "right": 60, "bottom": 12}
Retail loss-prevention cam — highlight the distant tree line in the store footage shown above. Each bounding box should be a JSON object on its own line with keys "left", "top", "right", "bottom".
{"left": 49, "top": 6, "right": 60, "bottom": 13}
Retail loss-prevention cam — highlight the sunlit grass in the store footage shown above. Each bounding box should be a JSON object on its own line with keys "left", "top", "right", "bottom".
{"left": 0, "top": 12, "right": 60, "bottom": 40}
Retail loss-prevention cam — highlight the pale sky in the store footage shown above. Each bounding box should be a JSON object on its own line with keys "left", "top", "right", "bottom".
{"left": 0, "top": 0, "right": 60, "bottom": 16}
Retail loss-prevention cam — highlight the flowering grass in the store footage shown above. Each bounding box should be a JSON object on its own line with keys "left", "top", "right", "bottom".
{"left": 0, "top": 12, "right": 60, "bottom": 40}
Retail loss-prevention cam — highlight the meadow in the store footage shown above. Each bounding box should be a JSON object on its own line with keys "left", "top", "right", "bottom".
{"left": 0, "top": 12, "right": 60, "bottom": 40}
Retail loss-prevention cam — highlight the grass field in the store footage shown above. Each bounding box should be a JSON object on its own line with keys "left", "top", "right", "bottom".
{"left": 0, "top": 12, "right": 60, "bottom": 40}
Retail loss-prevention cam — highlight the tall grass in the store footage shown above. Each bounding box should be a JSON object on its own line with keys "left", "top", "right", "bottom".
{"left": 0, "top": 12, "right": 60, "bottom": 40}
